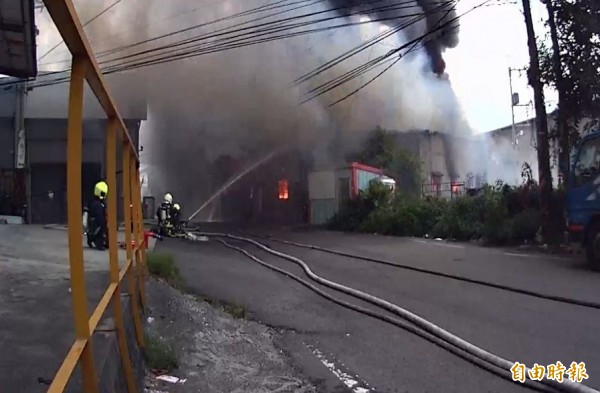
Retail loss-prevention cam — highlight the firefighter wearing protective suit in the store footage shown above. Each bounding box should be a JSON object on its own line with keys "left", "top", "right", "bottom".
{"left": 171, "top": 203, "right": 183, "bottom": 234}
{"left": 88, "top": 181, "right": 108, "bottom": 250}
{"left": 156, "top": 193, "right": 174, "bottom": 236}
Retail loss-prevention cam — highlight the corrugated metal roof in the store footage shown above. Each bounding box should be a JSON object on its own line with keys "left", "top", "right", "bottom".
{"left": 0, "top": 0, "right": 37, "bottom": 77}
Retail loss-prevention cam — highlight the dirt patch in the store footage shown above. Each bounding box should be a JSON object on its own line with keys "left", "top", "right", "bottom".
{"left": 144, "top": 278, "right": 316, "bottom": 393}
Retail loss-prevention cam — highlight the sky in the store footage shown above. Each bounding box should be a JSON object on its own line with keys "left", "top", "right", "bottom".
{"left": 444, "top": 0, "right": 556, "bottom": 133}
{"left": 14, "top": 0, "right": 556, "bottom": 135}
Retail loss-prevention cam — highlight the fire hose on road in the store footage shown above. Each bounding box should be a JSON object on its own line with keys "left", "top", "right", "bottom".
{"left": 245, "top": 234, "right": 600, "bottom": 311}
{"left": 192, "top": 232, "right": 598, "bottom": 393}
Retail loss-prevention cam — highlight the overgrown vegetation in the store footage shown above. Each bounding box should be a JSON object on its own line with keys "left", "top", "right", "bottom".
{"left": 329, "top": 163, "right": 555, "bottom": 245}
{"left": 144, "top": 333, "right": 179, "bottom": 372}
{"left": 196, "top": 294, "right": 247, "bottom": 319}
{"left": 222, "top": 302, "right": 247, "bottom": 319}
{"left": 147, "top": 252, "right": 182, "bottom": 287}
{"left": 346, "top": 126, "right": 422, "bottom": 195}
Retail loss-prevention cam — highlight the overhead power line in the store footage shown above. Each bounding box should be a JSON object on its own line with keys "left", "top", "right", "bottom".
{"left": 39, "top": 0, "right": 323, "bottom": 67}
{"left": 38, "top": 0, "right": 439, "bottom": 70}
{"left": 300, "top": 0, "right": 495, "bottom": 107}
{"left": 37, "top": 0, "right": 124, "bottom": 61}
{"left": 0, "top": 0, "right": 498, "bottom": 98}
{"left": 100, "top": 8, "right": 444, "bottom": 74}
{"left": 98, "top": 0, "right": 426, "bottom": 67}
{"left": 4, "top": 0, "right": 446, "bottom": 89}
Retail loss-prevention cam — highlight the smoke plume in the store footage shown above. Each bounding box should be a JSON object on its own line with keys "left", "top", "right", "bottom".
{"left": 38, "top": 0, "right": 470, "bottom": 211}
{"left": 326, "top": 0, "right": 460, "bottom": 74}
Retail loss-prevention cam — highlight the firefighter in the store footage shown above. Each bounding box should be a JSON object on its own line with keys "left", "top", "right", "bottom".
{"left": 171, "top": 203, "right": 182, "bottom": 233}
{"left": 88, "top": 180, "right": 108, "bottom": 250}
{"left": 156, "top": 192, "right": 174, "bottom": 236}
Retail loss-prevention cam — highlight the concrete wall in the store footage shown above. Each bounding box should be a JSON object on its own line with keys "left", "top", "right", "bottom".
{"left": 419, "top": 132, "right": 450, "bottom": 182}
{"left": 0, "top": 83, "right": 16, "bottom": 117}
{"left": 308, "top": 170, "right": 335, "bottom": 199}
{"left": 26, "top": 119, "right": 104, "bottom": 164}
{"left": 74, "top": 297, "right": 145, "bottom": 393}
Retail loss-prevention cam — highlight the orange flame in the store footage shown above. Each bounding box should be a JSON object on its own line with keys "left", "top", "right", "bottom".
{"left": 278, "top": 179, "right": 289, "bottom": 200}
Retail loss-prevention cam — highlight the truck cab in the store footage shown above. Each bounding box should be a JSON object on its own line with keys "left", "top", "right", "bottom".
{"left": 566, "top": 131, "right": 600, "bottom": 270}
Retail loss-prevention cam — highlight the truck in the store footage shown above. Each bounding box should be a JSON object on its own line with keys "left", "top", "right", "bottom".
{"left": 566, "top": 131, "right": 600, "bottom": 270}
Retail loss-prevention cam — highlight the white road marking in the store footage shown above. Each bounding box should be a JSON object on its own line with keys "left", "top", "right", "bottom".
{"left": 504, "top": 252, "right": 569, "bottom": 261}
{"left": 305, "top": 343, "right": 371, "bottom": 393}
{"left": 504, "top": 252, "right": 539, "bottom": 258}
{"left": 414, "top": 239, "right": 464, "bottom": 249}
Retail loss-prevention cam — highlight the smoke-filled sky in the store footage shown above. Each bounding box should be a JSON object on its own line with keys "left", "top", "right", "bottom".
{"left": 25, "top": 0, "right": 558, "bottom": 205}
{"left": 445, "top": 0, "right": 557, "bottom": 133}
{"left": 31, "top": 0, "right": 556, "bottom": 133}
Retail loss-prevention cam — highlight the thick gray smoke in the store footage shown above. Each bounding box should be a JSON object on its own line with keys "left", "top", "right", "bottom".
{"left": 38, "top": 0, "right": 471, "bottom": 211}
{"left": 327, "top": 0, "right": 460, "bottom": 74}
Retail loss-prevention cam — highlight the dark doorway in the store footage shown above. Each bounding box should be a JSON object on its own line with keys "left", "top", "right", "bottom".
{"left": 30, "top": 163, "right": 102, "bottom": 224}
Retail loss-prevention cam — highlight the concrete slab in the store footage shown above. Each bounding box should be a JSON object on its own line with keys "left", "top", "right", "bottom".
{"left": 0, "top": 225, "right": 147, "bottom": 393}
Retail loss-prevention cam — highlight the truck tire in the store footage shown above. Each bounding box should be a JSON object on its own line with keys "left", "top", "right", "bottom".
{"left": 585, "top": 222, "right": 600, "bottom": 271}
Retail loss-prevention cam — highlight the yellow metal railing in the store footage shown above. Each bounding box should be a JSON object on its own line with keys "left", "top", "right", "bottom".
{"left": 42, "top": 1, "right": 147, "bottom": 392}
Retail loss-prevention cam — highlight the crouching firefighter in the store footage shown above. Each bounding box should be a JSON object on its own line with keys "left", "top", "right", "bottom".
{"left": 87, "top": 181, "right": 108, "bottom": 250}
{"left": 156, "top": 192, "right": 174, "bottom": 236}
{"left": 171, "top": 203, "right": 185, "bottom": 234}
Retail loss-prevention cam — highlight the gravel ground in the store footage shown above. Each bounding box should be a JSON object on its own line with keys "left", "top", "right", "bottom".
{"left": 144, "top": 278, "right": 317, "bottom": 393}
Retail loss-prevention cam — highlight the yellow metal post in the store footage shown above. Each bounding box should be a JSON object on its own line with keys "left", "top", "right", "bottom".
{"left": 106, "top": 118, "right": 137, "bottom": 393}
{"left": 135, "top": 165, "right": 148, "bottom": 275}
{"left": 43, "top": 0, "right": 147, "bottom": 390}
{"left": 122, "top": 145, "right": 144, "bottom": 347}
{"left": 64, "top": 56, "right": 99, "bottom": 393}
{"left": 130, "top": 160, "right": 147, "bottom": 309}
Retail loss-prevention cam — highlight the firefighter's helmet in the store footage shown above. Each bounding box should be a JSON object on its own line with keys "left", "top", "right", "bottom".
{"left": 173, "top": 203, "right": 180, "bottom": 211}
{"left": 164, "top": 193, "right": 173, "bottom": 204}
{"left": 94, "top": 181, "right": 108, "bottom": 200}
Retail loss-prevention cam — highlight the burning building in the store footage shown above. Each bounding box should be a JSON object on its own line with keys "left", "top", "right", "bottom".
{"left": 207, "top": 150, "right": 311, "bottom": 226}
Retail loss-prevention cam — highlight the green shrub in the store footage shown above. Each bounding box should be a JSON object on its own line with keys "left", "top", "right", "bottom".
{"left": 431, "top": 196, "right": 482, "bottom": 240}
{"left": 147, "top": 252, "right": 180, "bottom": 285}
{"left": 329, "top": 182, "right": 392, "bottom": 232}
{"left": 222, "top": 302, "right": 247, "bottom": 319}
{"left": 328, "top": 179, "right": 558, "bottom": 246}
{"left": 143, "top": 333, "right": 179, "bottom": 371}
{"left": 509, "top": 209, "right": 540, "bottom": 241}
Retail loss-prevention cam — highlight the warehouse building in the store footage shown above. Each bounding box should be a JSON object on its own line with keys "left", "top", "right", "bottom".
{"left": 308, "top": 162, "right": 390, "bottom": 225}
{"left": 209, "top": 150, "right": 311, "bottom": 225}
{"left": 0, "top": 72, "right": 146, "bottom": 223}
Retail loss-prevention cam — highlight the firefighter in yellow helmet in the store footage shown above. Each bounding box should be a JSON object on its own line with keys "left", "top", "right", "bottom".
{"left": 87, "top": 181, "right": 108, "bottom": 250}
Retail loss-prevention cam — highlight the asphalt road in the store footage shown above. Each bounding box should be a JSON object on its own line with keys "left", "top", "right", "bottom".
{"left": 158, "top": 230, "right": 600, "bottom": 393}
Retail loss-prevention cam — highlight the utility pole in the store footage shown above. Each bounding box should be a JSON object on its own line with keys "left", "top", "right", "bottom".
{"left": 509, "top": 67, "right": 518, "bottom": 147}
{"left": 522, "top": 0, "right": 554, "bottom": 243}
{"left": 508, "top": 67, "right": 528, "bottom": 146}
{"left": 508, "top": 67, "right": 529, "bottom": 184}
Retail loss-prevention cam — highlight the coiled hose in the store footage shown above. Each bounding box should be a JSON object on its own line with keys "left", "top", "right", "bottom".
{"left": 196, "top": 232, "right": 598, "bottom": 393}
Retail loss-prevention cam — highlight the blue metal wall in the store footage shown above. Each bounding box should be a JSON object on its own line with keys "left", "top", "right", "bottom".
{"left": 310, "top": 198, "right": 336, "bottom": 225}
{"left": 356, "top": 169, "right": 380, "bottom": 192}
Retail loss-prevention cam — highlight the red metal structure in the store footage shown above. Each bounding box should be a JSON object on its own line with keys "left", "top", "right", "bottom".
{"left": 348, "top": 162, "right": 384, "bottom": 197}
